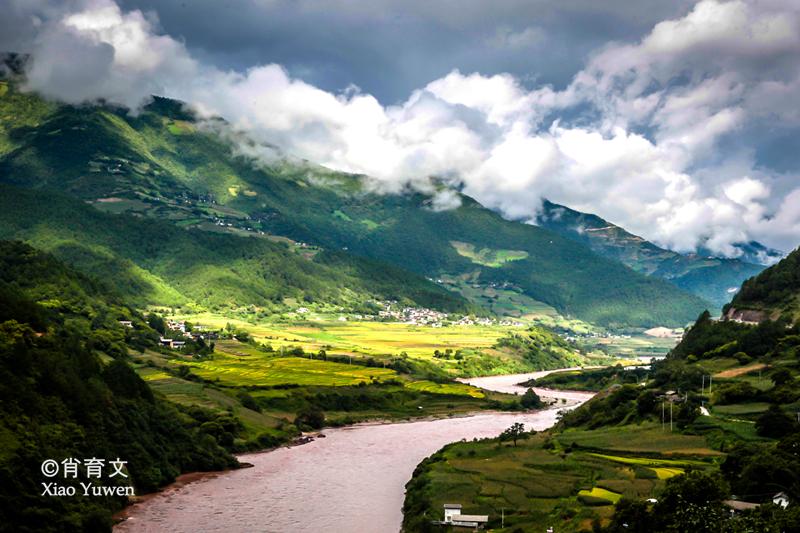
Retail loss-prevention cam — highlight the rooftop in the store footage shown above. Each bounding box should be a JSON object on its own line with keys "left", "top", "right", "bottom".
{"left": 723, "top": 500, "right": 760, "bottom": 511}
{"left": 453, "top": 514, "right": 489, "bottom": 522}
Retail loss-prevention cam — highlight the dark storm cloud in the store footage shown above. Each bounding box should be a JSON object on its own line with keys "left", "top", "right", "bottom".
{"left": 117, "top": 0, "right": 694, "bottom": 102}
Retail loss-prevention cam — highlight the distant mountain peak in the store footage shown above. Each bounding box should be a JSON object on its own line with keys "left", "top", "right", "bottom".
{"left": 699, "top": 241, "right": 785, "bottom": 266}
{"left": 536, "top": 200, "right": 766, "bottom": 310}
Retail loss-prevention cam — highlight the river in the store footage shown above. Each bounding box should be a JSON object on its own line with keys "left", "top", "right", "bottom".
{"left": 115, "top": 371, "right": 595, "bottom": 533}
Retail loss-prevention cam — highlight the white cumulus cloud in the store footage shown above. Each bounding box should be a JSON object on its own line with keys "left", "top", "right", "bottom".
{"left": 9, "top": 0, "right": 800, "bottom": 255}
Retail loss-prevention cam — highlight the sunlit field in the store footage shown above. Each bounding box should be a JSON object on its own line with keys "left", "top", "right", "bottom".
{"left": 408, "top": 429, "right": 719, "bottom": 532}
{"left": 171, "top": 312, "right": 515, "bottom": 358}
{"left": 176, "top": 351, "right": 398, "bottom": 387}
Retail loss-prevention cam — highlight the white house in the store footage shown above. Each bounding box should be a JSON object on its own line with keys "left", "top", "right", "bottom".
{"left": 773, "top": 492, "right": 790, "bottom": 508}
{"left": 451, "top": 514, "right": 489, "bottom": 529}
{"left": 442, "top": 504, "right": 489, "bottom": 530}
{"left": 443, "top": 504, "right": 462, "bottom": 523}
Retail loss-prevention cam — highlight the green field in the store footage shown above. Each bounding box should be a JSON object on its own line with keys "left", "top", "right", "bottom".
{"left": 172, "top": 314, "right": 507, "bottom": 355}
{"left": 451, "top": 240, "right": 529, "bottom": 267}
{"left": 578, "top": 487, "right": 622, "bottom": 503}
{"left": 405, "top": 380, "right": 485, "bottom": 398}
{"left": 404, "top": 428, "right": 718, "bottom": 532}
{"left": 165, "top": 313, "right": 613, "bottom": 377}
{"left": 557, "top": 423, "right": 723, "bottom": 455}
{"left": 177, "top": 353, "right": 397, "bottom": 387}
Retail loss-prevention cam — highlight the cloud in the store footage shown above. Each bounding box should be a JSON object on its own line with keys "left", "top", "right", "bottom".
{"left": 486, "top": 26, "right": 544, "bottom": 50}
{"left": 7, "top": 0, "right": 800, "bottom": 255}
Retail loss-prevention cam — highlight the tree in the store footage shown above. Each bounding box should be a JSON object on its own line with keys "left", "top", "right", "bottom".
{"left": 636, "top": 390, "right": 658, "bottom": 417}
{"left": 652, "top": 471, "right": 729, "bottom": 532}
{"left": 521, "top": 388, "right": 543, "bottom": 409}
{"left": 675, "top": 400, "right": 700, "bottom": 429}
{"left": 756, "top": 405, "right": 799, "bottom": 438}
{"left": 295, "top": 407, "right": 325, "bottom": 430}
{"left": 499, "top": 422, "right": 526, "bottom": 447}
{"left": 606, "top": 498, "right": 651, "bottom": 532}
{"left": 147, "top": 313, "right": 166, "bottom": 334}
{"left": 771, "top": 368, "right": 792, "bottom": 386}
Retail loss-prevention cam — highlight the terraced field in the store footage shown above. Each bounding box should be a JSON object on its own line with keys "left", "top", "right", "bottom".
{"left": 170, "top": 314, "right": 511, "bottom": 359}
{"left": 177, "top": 353, "right": 398, "bottom": 387}
{"left": 557, "top": 423, "right": 723, "bottom": 455}
{"left": 578, "top": 487, "right": 622, "bottom": 503}
{"left": 406, "top": 426, "right": 720, "bottom": 531}
{"left": 405, "top": 380, "right": 485, "bottom": 398}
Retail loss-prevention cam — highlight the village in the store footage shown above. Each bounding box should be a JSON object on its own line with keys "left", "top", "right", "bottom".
{"left": 320, "top": 301, "right": 527, "bottom": 328}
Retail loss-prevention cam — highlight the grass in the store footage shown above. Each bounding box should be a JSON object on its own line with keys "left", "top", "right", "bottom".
{"left": 451, "top": 240, "right": 529, "bottom": 267}
{"left": 557, "top": 423, "right": 723, "bottom": 455}
{"left": 582, "top": 334, "right": 678, "bottom": 358}
{"left": 130, "top": 342, "right": 517, "bottom": 445}
{"left": 651, "top": 467, "right": 684, "bottom": 479}
{"left": 586, "top": 453, "right": 705, "bottom": 468}
{"left": 712, "top": 402, "right": 771, "bottom": 415}
{"left": 167, "top": 313, "right": 552, "bottom": 377}
{"left": 404, "top": 428, "right": 717, "bottom": 532}
{"left": 578, "top": 487, "right": 622, "bottom": 503}
{"left": 360, "top": 218, "right": 380, "bottom": 230}
{"left": 406, "top": 380, "right": 485, "bottom": 398}
{"left": 176, "top": 353, "right": 398, "bottom": 387}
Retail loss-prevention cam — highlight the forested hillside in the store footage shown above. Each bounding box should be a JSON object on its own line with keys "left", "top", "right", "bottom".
{"left": 0, "top": 241, "right": 238, "bottom": 531}
{"left": 537, "top": 200, "right": 766, "bottom": 309}
{"left": 0, "top": 80, "right": 708, "bottom": 327}
{"left": 726, "top": 246, "right": 800, "bottom": 323}
{"left": 404, "top": 248, "right": 800, "bottom": 532}
{"left": 0, "top": 184, "right": 468, "bottom": 313}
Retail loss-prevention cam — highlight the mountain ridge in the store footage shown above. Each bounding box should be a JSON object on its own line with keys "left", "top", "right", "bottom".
{"left": 536, "top": 200, "right": 767, "bottom": 309}
{"left": 0, "top": 82, "right": 709, "bottom": 327}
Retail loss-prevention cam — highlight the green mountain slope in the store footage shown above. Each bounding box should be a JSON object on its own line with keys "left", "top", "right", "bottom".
{"left": 724, "top": 246, "right": 800, "bottom": 323}
{"left": 537, "top": 200, "right": 765, "bottom": 309}
{"left": 0, "top": 241, "right": 238, "bottom": 531}
{"left": 0, "top": 83, "right": 709, "bottom": 327}
{"left": 0, "top": 184, "right": 467, "bottom": 312}
{"left": 402, "top": 242, "right": 800, "bottom": 532}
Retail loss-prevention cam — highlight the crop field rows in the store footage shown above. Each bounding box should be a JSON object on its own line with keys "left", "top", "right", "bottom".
{"left": 177, "top": 354, "right": 398, "bottom": 387}
{"left": 415, "top": 425, "right": 720, "bottom": 531}
{"left": 171, "top": 313, "right": 511, "bottom": 359}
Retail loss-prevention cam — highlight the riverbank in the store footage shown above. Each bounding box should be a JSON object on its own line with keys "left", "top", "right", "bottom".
{"left": 114, "top": 370, "right": 594, "bottom": 532}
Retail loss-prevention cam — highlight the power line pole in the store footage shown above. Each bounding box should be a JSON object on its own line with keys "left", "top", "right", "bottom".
{"left": 662, "top": 401, "right": 665, "bottom": 431}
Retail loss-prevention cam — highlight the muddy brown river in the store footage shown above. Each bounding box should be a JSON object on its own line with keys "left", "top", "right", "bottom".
{"left": 116, "top": 371, "right": 594, "bottom": 533}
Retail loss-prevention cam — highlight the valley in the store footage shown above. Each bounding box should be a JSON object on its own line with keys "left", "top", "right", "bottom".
{"left": 0, "top": 58, "right": 796, "bottom": 533}
{"left": 115, "top": 371, "right": 595, "bottom": 533}
{"left": 123, "top": 311, "right": 633, "bottom": 449}
{"left": 403, "top": 250, "right": 800, "bottom": 531}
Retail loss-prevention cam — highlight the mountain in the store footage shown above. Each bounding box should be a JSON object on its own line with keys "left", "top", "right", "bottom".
{"left": 724, "top": 245, "right": 800, "bottom": 323}
{"left": 536, "top": 200, "right": 765, "bottom": 309}
{"left": 405, "top": 235, "right": 800, "bottom": 532}
{"left": 0, "top": 80, "right": 709, "bottom": 327}
{"left": 0, "top": 241, "right": 238, "bottom": 531}
{"left": 0, "top": 183, "right": 468, "bottom": 313}
{"left": 700, "top": 240, "right": 784, "bottom": 266}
